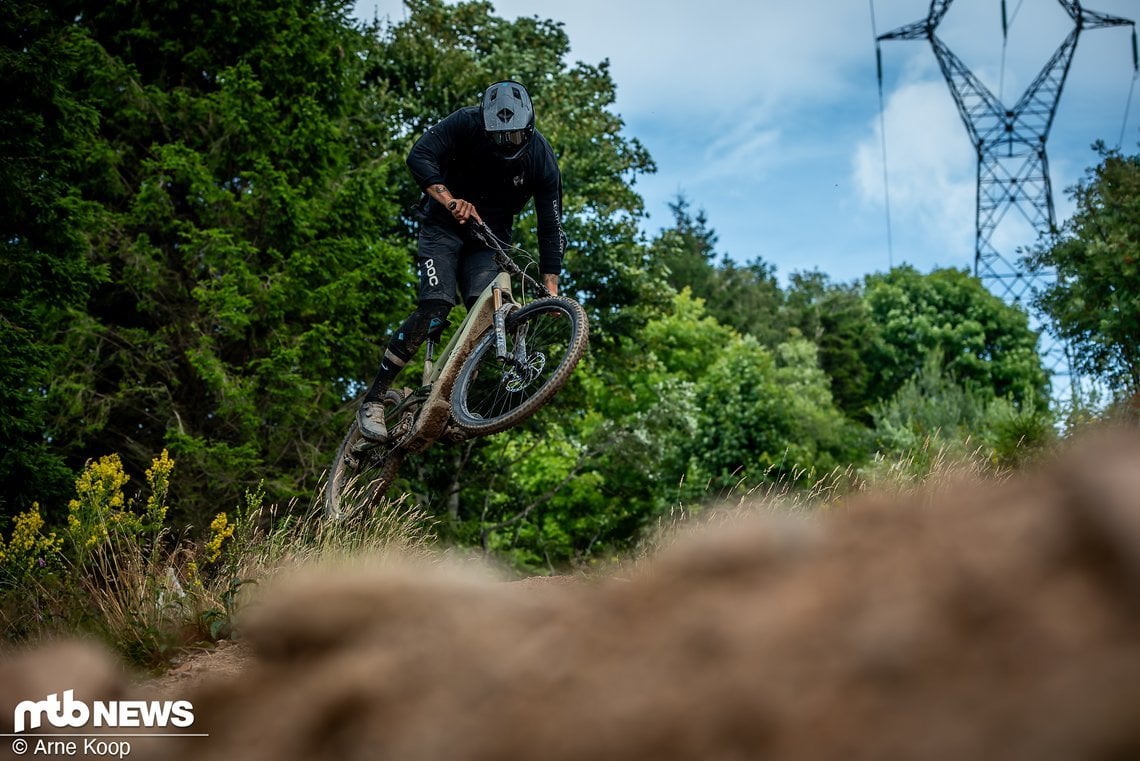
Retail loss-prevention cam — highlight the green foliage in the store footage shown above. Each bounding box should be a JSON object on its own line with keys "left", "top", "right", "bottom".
{"left": 783, "top": 271, "right": 881, "bottom": 422}
{"left": 655, "top": 197, "right": 719, "bottom": 296}
{"left": 481, "top": 289, "right": 857, "bottom": 548}
{"left": 0, "top": 2, "right": 102, "bottom": 516}
{"left": 685, "top": 333, "right": 858, "bottom": 492}
{"left": 650, "top": 196, "right": 785, "bottom": 346}
{"left": 21, "top": 0, "right": 415, "bottom": 524}
{"left": 1027, "top": 144, "right": 1140, "bottom": 398}
{"left": 872, "top": 350, "right": 1055, "bottom": 472}
{"left": 863, "top": 266, "right": 1049, "bottom": 410}
{"left": 985, "top": 395, "right": 1056, "bottom": 468}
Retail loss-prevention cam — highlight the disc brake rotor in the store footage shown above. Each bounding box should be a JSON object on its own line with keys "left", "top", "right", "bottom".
{"left": 504, "top": 352, "right": 546, "bottom": 392}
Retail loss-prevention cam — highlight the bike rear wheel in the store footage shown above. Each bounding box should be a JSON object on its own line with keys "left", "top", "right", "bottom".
{"left": 450, "top": 296, "right": 588, "bottom": 436}
{"left": 325, "top": 419, "right": 406, "bottom": 520}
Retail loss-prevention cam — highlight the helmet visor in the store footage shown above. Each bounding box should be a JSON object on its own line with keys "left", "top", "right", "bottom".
{"left": 490, "top": 129, "right": 529, "bottom": 147}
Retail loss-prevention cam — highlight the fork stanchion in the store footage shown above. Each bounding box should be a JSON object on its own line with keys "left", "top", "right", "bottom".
{"left": 492, "top": 285, "right": 509, "bottom": 360}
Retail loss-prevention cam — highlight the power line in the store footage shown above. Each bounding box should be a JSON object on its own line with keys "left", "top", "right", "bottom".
{"left": 1121, "top": 73, "right": 1137, "bottom": 149}
{"left": 1118, "top": 26, "right": 1139, "bottom": 149}
{"left": 875, "top": 0, "right": 1136, "bottom": 402}
{"left": 870, "top": 0, "right": 894, "bottom": 270}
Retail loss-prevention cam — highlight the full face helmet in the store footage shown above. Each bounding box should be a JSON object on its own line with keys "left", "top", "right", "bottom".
{"left": 481, "top": 80, "right": 535, "bottom": 160}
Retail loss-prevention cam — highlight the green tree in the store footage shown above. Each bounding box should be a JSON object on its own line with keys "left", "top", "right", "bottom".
{"left": 645, "top": 290, "right": 859, "bottom": 493}
{"left": 38, "top": 0, "right": 413, "bottom": 523}
{"left": 1027, "top": 144, "right": 1140, "bottom": 398}
{"left": 650, "top": 195, "right": 784, "bottom": 346}
{"left": 873, "top": 349, "right": 1054, "bottom": 471}
{"left": 783, "top": 271, "right": 881, "bottom": 422}
{"left": 654, "top": 196, "right": 719, "bottom": 297}
{"left": 862, "top": 266, "right": 1049, "bottom": 411}
{"left": 708, "top": 257, "right": 785, "bottom": 348}
{"left": 374, "top": 0, "right": 666, "bottom": 346}
{"left": 1, "top": 2, "right": 100, "bottom": 517}
{"left": 684, "top": 331, "right": 858, "bottom": 492}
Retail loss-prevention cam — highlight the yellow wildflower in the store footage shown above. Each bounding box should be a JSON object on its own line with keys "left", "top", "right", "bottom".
{"left": 186, "top": 560, "right": 203, "bottom": 589}
{"left": 144, "top": 449, "right": 175, "bottom": 527}
{"left": 204, "top": 512, "right": 234, "bottom": 564}
{"left": 0, "top": 503, "right": 63, "bottom": 578}
{"left": 67, "top": 454, "right": 132, "bottom": 550}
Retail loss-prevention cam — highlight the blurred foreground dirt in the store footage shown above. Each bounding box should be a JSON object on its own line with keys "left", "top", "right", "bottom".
{"left": 4, "top": 429, "right": 1140, "bottom": 760}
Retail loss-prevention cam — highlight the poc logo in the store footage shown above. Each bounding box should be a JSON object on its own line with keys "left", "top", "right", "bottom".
{"left": 13, "top": 690, "right": 195, "bottom": 733}
{"left": 422, "top": 258, "right": 439, "bottom": 287}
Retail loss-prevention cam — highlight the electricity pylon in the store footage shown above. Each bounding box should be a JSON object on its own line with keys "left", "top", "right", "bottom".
{"left": 876, "top": 0, "right": 1136, "bottom": 388}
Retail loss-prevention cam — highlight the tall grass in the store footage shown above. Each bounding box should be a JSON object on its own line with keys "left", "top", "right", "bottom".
{"left": 639, "top": 435, "right": 1013, "bottom": 562}
{"left": 0, "top": 452, "right": 435, "bottom": 669}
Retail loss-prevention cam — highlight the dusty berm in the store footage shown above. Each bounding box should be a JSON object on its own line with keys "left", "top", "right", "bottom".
{"left": 4, "top": 429, "right": 1140, "bottom": 761}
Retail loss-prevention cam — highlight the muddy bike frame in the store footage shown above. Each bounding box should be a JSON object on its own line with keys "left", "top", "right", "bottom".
{"left": 382, "top": 224, "right": 536, "bottom": 453}
{"left": 327, "top": 218, "right": 589, "bottom": 520}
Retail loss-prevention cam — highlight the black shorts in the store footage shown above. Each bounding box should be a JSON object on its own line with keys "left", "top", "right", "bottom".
{"left": 416, "top": 220, "right": 499, "bottom": 307}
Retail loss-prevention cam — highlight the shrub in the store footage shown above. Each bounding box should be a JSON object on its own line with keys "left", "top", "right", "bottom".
{"left": 0, "top": 449, "right": 434, "bottom": 667}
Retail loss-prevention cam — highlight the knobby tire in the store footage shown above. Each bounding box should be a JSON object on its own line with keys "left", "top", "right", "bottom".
{"left": 450, "top": 296, "right": 588, "bottom": 436}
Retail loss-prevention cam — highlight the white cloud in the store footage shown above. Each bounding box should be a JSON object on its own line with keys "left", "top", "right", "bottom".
{"left": 693, "top": 110, "right": 783, "bottom": 185}
{"left": 486, "top": 0, "right": 877, "bottom": 119}
{"left": 853, "top": 75, "right": 977, "bottom": 268}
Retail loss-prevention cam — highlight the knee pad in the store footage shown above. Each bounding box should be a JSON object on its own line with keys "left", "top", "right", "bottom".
{"left": 390, "top": 300, "right": 452, "bottom": 362}
{"left": 415, "top": 300, "right": 452, "bottom": 341}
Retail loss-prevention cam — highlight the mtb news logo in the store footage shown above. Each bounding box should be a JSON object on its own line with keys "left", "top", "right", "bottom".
{"left": 6, "top": 690, "right": 202, "bottom": 758}
{"left": 13, "top": 690, "right": 195, "bottom": 734}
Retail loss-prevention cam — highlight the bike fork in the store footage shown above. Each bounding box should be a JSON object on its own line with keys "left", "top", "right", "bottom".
{"left": 493, "top": 285, "right": 510, "bottom": 361}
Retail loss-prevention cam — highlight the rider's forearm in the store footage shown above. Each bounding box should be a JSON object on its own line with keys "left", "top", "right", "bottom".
{"left": 425, "top": 183, "right": 456, "bottom": 208}
{"left": 544, "top": 273, "right": 559, "bottom": 297}
{"left": 425, "top": 183, "right": 480, "bottom": 225}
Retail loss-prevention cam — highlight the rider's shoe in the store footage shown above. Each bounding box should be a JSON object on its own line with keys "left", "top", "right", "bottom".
{"left": 356, "top": 399, "right": 389, "bottom": 442}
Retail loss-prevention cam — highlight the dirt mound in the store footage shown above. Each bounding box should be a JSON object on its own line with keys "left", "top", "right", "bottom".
{"left": 5, "top": 429, "right": 1140, "bottom": 760}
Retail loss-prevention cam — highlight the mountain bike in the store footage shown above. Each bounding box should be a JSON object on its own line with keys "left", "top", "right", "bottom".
{"left": 324, "top": 221, "right": 589, "bottom": 520}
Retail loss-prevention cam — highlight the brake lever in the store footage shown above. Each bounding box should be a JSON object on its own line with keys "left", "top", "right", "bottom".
{"left": 469, "top": 220, "right": 492, "bottom": 247}
{"left": 468, "top": 221, "right": 544, "bottom": 296}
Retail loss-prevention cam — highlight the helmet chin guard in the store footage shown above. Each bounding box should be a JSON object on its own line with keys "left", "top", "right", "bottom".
{"left": 482, "top": 80, "right": 535, "bottom": 160}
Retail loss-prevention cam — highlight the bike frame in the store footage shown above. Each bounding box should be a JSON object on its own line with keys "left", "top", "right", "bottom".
{"left": 328, "top": 220, "right": 573, "bottom": 520}
{"left": 384, "top": 223, "right": 543, "bottom": 454}
{"left": 395, "top": 270, "right": 517, "bottom": 453}
{"left": 423, "top": 271, "right": 513, "bottom": 388}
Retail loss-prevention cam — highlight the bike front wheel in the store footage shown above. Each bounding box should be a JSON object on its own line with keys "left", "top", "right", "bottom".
{"left": 450, "top": 296, "right": 588, "bottom": 436}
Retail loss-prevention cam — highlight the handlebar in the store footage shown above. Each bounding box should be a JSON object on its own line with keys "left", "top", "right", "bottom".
{"left": 467, "top": 219, "right": 551, "bottom": 298}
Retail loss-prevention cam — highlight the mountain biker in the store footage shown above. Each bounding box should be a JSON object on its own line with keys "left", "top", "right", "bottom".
{"left": 357, "top": 80, "right": 566, "bottom": 442}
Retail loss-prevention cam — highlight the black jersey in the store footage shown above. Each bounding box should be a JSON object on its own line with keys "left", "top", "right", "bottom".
{"left": 407, "top": 105, "right": 565, "bottom": 275}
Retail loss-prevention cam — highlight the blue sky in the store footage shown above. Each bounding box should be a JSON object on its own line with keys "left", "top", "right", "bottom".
{"left": 353, "top": 0, "right": 1139, "bottom": 286}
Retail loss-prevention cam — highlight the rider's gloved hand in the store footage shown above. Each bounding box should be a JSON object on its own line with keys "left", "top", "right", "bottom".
{"left": 447, "top": 198, "right": 482, "bottom": 226}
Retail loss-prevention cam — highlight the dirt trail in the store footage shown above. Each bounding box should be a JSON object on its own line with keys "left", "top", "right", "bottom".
{"left": 147, "top": 639, "right": 251, "bottom": 695}
{"left": 5, "top": 429, "right": 1140, "bottom": 761}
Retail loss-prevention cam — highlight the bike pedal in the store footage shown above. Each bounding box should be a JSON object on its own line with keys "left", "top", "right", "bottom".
{"left": 389, "top": 416, "right": 412, "bottom": 440}
{"left": 351, "top": 438, "right": 378, "bottom": 456}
